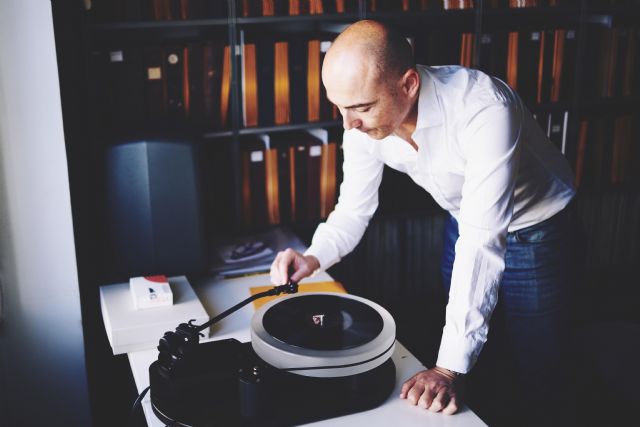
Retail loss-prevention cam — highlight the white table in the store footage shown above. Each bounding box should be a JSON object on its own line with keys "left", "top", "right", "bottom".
{"left": 127, "top": 273, "right": 487, "bottom": 426}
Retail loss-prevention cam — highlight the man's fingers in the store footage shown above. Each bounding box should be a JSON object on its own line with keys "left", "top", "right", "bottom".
{"left": 270, "top": 251, "right": 290, "bottom": 284}
{"left": 400, "top": 369, "right": 463, "bottom": 415}
{"left": 427, "top": 387, "right": 450, "bottom": 412}
{"left": 442, "top": 394, "right": 459, "bottom": 415}
{"left": 290, "top": 264, "right": 308, "bottom": 282}
{"left": 399, "top": 377, "right": 417, "bottom": 399}
{"left": 416, "top": 386, "right": 436, "bottom": 409}
{"left": 407, "top": 387, "right": 424, "bottom": 406}
{"left": 275, "top": 250, "right": 294, "bottom": 283}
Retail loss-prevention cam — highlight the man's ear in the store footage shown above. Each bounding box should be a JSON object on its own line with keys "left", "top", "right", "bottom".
{"left": 401, "top": 68, "right": 420, "bottom": 97}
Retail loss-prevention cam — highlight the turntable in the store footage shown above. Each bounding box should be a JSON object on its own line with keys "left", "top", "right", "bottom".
{"left": 146, "top": 283, "right": 397, "bottom": 426}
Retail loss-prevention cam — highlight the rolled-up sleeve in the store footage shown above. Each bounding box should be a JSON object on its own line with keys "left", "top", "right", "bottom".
{"left": 305, "top": 130, "right": 384, "bottom": 271}
{"left": 436, "top": 96, "right": 523, "bottom": 373}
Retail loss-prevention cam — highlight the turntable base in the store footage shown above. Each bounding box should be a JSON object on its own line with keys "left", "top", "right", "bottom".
{"left": 150, "top": 340, "right": 396, "bottom": 427}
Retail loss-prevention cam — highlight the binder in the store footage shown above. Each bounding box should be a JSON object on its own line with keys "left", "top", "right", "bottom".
{"left": 220, "top": 45, "right": 232, "bottom": 128}
{"left": 537, "top": 29, "right": 555, "bottom": 104}
{"left": 478, "top": 32, "right": 508, "bottom": 82}
{"left": 93, "top": 48, "right": 146, "bottom": 129}
{"left": 574, "top": 119, "right": 589, "bottom": 188}
{"left": 319, "top": 40, "right": 337, "bottom": 121}
{"left": 547, "top": 111, "right": 568, "bottom": 154}
{"left": 164, "top": 45, "right": 187, "bottom": 120}
{"left": 241, "top": 38, "right": 259, "bottom": 127}
{"left": 460, "top": 33, "right": 475, "bottom": 68}
{"left": 289, "top": 38, "right": 308, "bottom": 123}
{"left": 241, "top": 135, "right": 271, "bottom": 227}
{"left": 550, "top": 29, "right": 566, "bottom": 103}
{"left": 189, "top": 0, "right": 228, "bottom": 18}
{"left": 622, "top": 29, "right": 636, "bottom": 97}
{"left": 270, "top": 130, "right": 324, "bottom": 223}
{"left": 274, "top": 41, "right": 291, "bottom": 125}
{"left": 558, "top": 29, "right": 577, "bottom": 103}
{"left": 201, "top": 41, "right": 226, "bottom": 128}
{"left": 320, "top": 136, "right": 337, "bottom": 219}
{"left": 144, "top": 47, "right": 166, "bottom": 122}
{"left": 92, "top": 0, "right": 150, "bottom": 22}
{"left": 307, "top": 39, "right": 322, "bottom": 122}
{"left": 256, "top": 39, "right": 276, "bottom": 126}
{"left": 152, "top": 0, "right": 171, "bottom": 20}
{"left": 516, "top": 30, "right": 542, "bottom": 105}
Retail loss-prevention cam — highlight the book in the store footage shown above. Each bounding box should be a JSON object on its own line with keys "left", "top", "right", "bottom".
{"left": 211, "top": 226, "right": 308, "bottom": 277}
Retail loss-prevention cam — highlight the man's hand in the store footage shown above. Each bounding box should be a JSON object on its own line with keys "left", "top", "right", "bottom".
{"left": 400, "top": 367, "right": 464, "bottom": 415}
{"left": 270, "top": 248, "right": 320, "bottom": 285}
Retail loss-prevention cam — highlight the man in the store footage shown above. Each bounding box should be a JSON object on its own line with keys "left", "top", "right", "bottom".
{"left": 270, "top": 20, "right": 576, "bottom": 424}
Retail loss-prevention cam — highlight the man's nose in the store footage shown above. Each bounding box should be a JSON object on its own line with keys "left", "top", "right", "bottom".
{"left": 342, "top": 111, "right": 361, "bottom": 130}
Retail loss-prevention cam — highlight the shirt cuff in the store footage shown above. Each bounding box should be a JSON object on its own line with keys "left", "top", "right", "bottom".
{"left": 304, "top": 241, "right": 340, "bottom": 274}
{"left": 435, "top": 329, "right": 483, "bottom": 374}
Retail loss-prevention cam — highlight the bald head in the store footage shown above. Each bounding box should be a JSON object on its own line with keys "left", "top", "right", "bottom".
{"left": 323, "top": 20, "right": 415, "bottom": 85}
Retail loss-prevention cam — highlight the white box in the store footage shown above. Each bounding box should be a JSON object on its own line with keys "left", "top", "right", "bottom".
{"left": 100, "top": 276, "right": 210, "bottom": 355}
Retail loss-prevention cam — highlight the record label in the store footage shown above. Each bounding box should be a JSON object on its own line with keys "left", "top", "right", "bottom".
{"left": 262, "top": 294, "right": 383, "bottom": 350}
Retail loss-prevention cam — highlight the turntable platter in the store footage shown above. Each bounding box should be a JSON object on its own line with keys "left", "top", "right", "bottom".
{"left": 251, "top": 292, "right": 396, "bottom": 378}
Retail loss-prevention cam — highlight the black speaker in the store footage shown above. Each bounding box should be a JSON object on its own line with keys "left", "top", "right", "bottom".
{"left": 106, "top": 139, "right": 207, "bottom": 278}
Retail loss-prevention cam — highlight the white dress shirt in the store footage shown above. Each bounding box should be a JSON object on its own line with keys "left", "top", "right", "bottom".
{"left": 305, "top": 65, "right": 576, "bottom": 373}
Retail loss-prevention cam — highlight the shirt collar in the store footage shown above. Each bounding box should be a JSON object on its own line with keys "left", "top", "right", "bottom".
{"left": 414, "top": 65, "right": 443, "bottom": 132}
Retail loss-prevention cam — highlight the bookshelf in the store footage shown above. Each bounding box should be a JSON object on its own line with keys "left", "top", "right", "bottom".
{"left": 77, "top": 0, "right": 640, "bottom": 239}
{"left": 51, "top": 1, "right": 639, "bottom": 425}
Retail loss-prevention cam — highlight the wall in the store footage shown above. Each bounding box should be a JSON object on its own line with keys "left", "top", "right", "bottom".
{"left": 0, "top": 1, "right": 91, "bottom": 425}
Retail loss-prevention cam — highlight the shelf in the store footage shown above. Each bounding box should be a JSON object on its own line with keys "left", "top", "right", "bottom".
{"left": 203, "top": 120, "right": 343, "bottom": 139}
{"left": 236, "top": 13, "right": 359, "bottom": 25}
{"left": 529, "top": 102, "right": 573, "bottom": 114}
{"left": 584, "top": 5, "right": 640, "bottom": 28}
{"left": 364, "top": 9, "right": 476, "bottom": 31}
{"left": 577, "top": 97, "right": 640, "bottom": 115}
{"left": 91, "top": 18, "right": 229, "bottom": 30}
{"left": 481, "top": 6, "right": 581, "bottom": 31}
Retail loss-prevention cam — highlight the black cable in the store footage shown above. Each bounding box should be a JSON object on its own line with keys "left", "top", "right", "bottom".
{"left": 129, "top": 386, "right": 150, "bottom": 426}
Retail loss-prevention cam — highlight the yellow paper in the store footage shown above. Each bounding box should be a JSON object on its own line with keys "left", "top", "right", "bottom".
{"left": 250, "top": 281, "right": 347, "bottom": 309}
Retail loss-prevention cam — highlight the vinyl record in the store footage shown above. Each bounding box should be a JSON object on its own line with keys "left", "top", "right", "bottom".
{"left": 251, "top": 292, "right": 396, "bottom": 378}
{"left": 262, "top": 294, "right": 384, "bottom": 350}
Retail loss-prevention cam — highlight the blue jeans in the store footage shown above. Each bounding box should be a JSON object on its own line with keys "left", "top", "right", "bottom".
{"left": 441, "top": 208, "right": 576, "bottom": 426}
